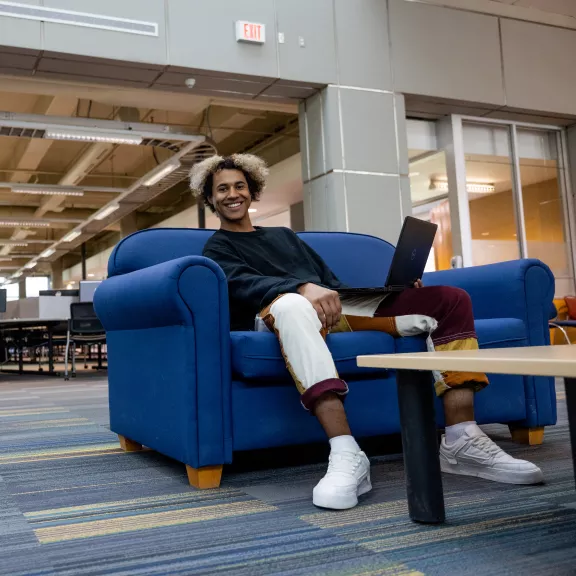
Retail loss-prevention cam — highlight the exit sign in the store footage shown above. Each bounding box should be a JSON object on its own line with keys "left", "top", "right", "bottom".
{"left": 236, "top": 21, "right": 265, "bottom": 44}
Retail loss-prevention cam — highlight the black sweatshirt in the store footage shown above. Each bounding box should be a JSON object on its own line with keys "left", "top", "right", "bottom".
{"left": 203, "top": 227, "right": 346, "bottom": 330}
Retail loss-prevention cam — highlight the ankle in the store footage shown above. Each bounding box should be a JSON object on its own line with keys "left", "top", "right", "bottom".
{"left": 329, "top": 435, "right": 360, "bottom": 453}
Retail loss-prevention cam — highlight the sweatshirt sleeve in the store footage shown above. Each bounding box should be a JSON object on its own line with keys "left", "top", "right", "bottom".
{"left": 204, "top": 239, "right": 304, "bottom": 310}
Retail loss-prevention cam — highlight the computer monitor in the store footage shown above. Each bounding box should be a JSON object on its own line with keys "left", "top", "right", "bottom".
{"left": 79, "top": 280, "right": 102, "bottom": 303}
{"left": 39, "top": 289, "right": 79, "bottom": 297}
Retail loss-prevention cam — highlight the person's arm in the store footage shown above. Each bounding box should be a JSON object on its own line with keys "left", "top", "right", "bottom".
{"left": 204, "top": 241, "right": 302, "bottom": 310}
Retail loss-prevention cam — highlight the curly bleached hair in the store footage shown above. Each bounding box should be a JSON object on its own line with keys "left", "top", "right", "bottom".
{"left": 189, "top": 153, "right": 269, "bottom": 213}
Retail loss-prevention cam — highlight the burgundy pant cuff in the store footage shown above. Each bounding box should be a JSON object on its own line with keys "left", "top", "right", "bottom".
{"left": 301, "top": 378, "right": 349, "bottom": 412}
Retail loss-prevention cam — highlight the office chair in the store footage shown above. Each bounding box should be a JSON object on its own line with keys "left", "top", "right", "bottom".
{"left": 549, "top": 296, "right": 576, "bottom": 345}
{"left": 65, "top": 302, "right": 107, "bottom": 380}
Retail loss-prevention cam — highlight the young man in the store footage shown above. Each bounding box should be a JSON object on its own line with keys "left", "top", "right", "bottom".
{"left": 191, "top": 154, "right": 543, "bottom": 511}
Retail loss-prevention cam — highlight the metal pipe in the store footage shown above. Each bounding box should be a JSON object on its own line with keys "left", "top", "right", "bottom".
{"left": 197, "top": 203, "right": 206, "bottom": 229}
{"left": 81, "top": 243, "right": 87, "bottom": 280}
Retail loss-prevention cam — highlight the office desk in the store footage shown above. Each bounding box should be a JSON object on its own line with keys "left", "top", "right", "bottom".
{"left": 0, "top": 318, "right": 68, "bottom": 376}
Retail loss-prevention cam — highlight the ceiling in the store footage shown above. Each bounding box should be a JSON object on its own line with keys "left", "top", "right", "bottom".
{"left": 0, "top": 75, "right": 301, "bottom": 282}
{"left": 491, "top": 0, "right": 576, "bottom": 20}
{"left": 0, "top": 45, "right": 319, "bottom": 106}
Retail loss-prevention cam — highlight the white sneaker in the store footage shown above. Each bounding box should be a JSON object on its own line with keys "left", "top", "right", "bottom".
{"left": 313, "top": 450, "right": 371, "bottom": 510}
{"left": 440, "top": 423, "right": 544, "bottom": 485}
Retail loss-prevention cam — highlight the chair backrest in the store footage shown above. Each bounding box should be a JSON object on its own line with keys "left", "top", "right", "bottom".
{"left": 108, "top": 228, "right": 396, "bottom": 288}
{"left": 70, "top": 302, "right": 105, "bottom": 334}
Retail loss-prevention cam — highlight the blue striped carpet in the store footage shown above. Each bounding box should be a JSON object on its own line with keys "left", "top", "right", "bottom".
{"left": 0, "top": 374, "right": 575, "bottom": 575}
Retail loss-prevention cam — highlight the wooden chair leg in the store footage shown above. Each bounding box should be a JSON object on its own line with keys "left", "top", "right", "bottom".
{"left": 186, "top": 465, "right": 223, "bottom": 489}
{"left": 118, "top": 435, "right": 143, "bottom": 452}
{"left": 509, "top": 426, "right": 545, "bottom": 445}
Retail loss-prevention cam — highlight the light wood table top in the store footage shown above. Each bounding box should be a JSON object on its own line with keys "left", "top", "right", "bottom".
{"left": 358, "top": 345, "right": 576, "bottom": 379}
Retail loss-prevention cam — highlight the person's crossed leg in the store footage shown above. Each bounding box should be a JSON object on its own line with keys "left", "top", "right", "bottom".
{"left": 260, "top": 286, "right": 544, "bottom": 510}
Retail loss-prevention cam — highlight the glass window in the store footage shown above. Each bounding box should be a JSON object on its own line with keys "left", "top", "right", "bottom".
{"left": 517, "top": 128, "right": 570, "bottom": 280}
{"left": 463, "top": 122, "right": 520, "bottom": 266}
{"left": 6, "top": 282, "right": 18, "bottom": 302}
{"left": 26, "top": 276, "right": 49, "bottom": 297}
{"left": 408, "top": 120, "right": 452, "bottom": 271}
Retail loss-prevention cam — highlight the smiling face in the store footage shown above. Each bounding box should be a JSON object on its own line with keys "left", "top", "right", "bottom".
{"left": 209, "top": 168, "right": 253, "bottom": 228}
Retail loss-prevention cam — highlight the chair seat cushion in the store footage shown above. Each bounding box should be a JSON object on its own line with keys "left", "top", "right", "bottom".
{"left": 231, "top": 331, "right": 395, "bottom": 381}
{"left": 231, "top": 318, "right": 528, "bottom": 382}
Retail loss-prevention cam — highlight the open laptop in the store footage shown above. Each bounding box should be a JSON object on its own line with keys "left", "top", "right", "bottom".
{"left": 337, "top": 216, "right": 438, "bottom": 296}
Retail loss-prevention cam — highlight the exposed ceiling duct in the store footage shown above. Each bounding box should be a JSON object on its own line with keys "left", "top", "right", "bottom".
{"left": 0, "top": 111, "right": 206, "bottom": 151}
{"left": 10, "top": 140, "right": 217, "bottom": 278}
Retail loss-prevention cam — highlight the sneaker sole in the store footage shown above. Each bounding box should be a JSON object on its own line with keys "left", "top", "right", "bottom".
{"left": 313, "top": 476, "right": 372, "bottom": 510}
{"left": 440, "top": 457, "right": 544, "bottom": 485}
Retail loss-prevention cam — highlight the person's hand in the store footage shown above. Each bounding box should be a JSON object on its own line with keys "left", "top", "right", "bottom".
{"left": 413, "top": 279, "right": 423, "bottom": 288}
{"left": 297, "top": 283, "right": 342, "bottom": 330}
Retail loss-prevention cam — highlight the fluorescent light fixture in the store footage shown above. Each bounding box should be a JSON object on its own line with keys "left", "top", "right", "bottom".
{"left": 45, "top": 128, "right": 143, "bottom": 146}
{"left": 248, "top": 208, "right": 257, "bottom": 213}
{"left": 467, "top": 183, "right": 495, "bottom": 194}
{"left": 13, "top": 271, "right": 22, "bottom": 278}
{"left": 0, "top": 241, "right": 28, "bottom": 247}
{"left": 12, "top": 186, "right": 84, "bottom": 197}
{"left": 62, "top": 230, "right": 82, "bottom": 243}
{"left": 40, "top": 248, "right": 56, "bottom": 258}
{"left": 431, "top": 181, "right": 495, "bottom": 194}
{"left": 94, "top": 204, "right": 120, "bottom": 221}
{"left": 24, "top": 261, "right": 37, "bottom": 269}
{"left": 0, "top": 257, "right": 12, "bottom": 261}
{"left": 142, "top": 159, "right": 181, "bottom": 187}
{"left": 0, "top": 221, "right": 50, "bottom": 227}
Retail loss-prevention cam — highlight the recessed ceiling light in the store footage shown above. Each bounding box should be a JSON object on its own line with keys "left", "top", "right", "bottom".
{"left": 185, "top": 78, "right": 196, "bottom": 89}
{"left": 481, "top": 232, "right": 489, "bottom": 236}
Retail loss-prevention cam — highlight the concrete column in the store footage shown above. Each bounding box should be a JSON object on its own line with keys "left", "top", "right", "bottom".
{"left": 51, "top": 259, "right": 63, "bottom": 290}
{"left": 298, "top": 0, "right": 411, "bottom": 244}
{"left": 18, "top": 278, "right": 26, "bottom": 298}
{"left": 120, "top": 213, "right": 139, "bottom": 238}
{"left": 290, "top": 202, "right": 305, "bottom": 232}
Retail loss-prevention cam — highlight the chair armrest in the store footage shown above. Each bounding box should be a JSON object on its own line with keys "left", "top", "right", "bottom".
{"left": 94, "top": 256, "right": 232, "bottom": 468}
{"left": 424, "top": 259, "right": 555, "bottom": 345}
{"left": 94, "top": 256, "right": 226, "bottom": 330}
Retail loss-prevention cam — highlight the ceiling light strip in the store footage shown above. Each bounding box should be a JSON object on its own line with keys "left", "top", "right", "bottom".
{"left": 94, "top": 204, "right": 120, "bottom": 221}
{"left": 45, "top": 129, "right": 142, "bottom": 146}
{"left": 12, "top": 186, "right": 85, "bottom": 197}
{"left": 431, "top": 180, "right": 495, "bottom": 194}
{"left": 62, "top": 231, "right": 82, "bottom": 243}
{"left": 142, "top": 160, "right": 182, "bottom": 187}
{"left": 0, "top": 220, "right": 50, "bottom": 227}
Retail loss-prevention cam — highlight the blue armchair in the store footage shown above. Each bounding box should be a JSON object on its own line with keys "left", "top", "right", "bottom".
{"left": 94, "top": 228, "right": 556, "bottom": 487}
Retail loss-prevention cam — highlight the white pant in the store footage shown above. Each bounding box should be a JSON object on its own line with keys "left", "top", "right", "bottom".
{"left": 259, "top": 293, "right": 339, "bottom": 394}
